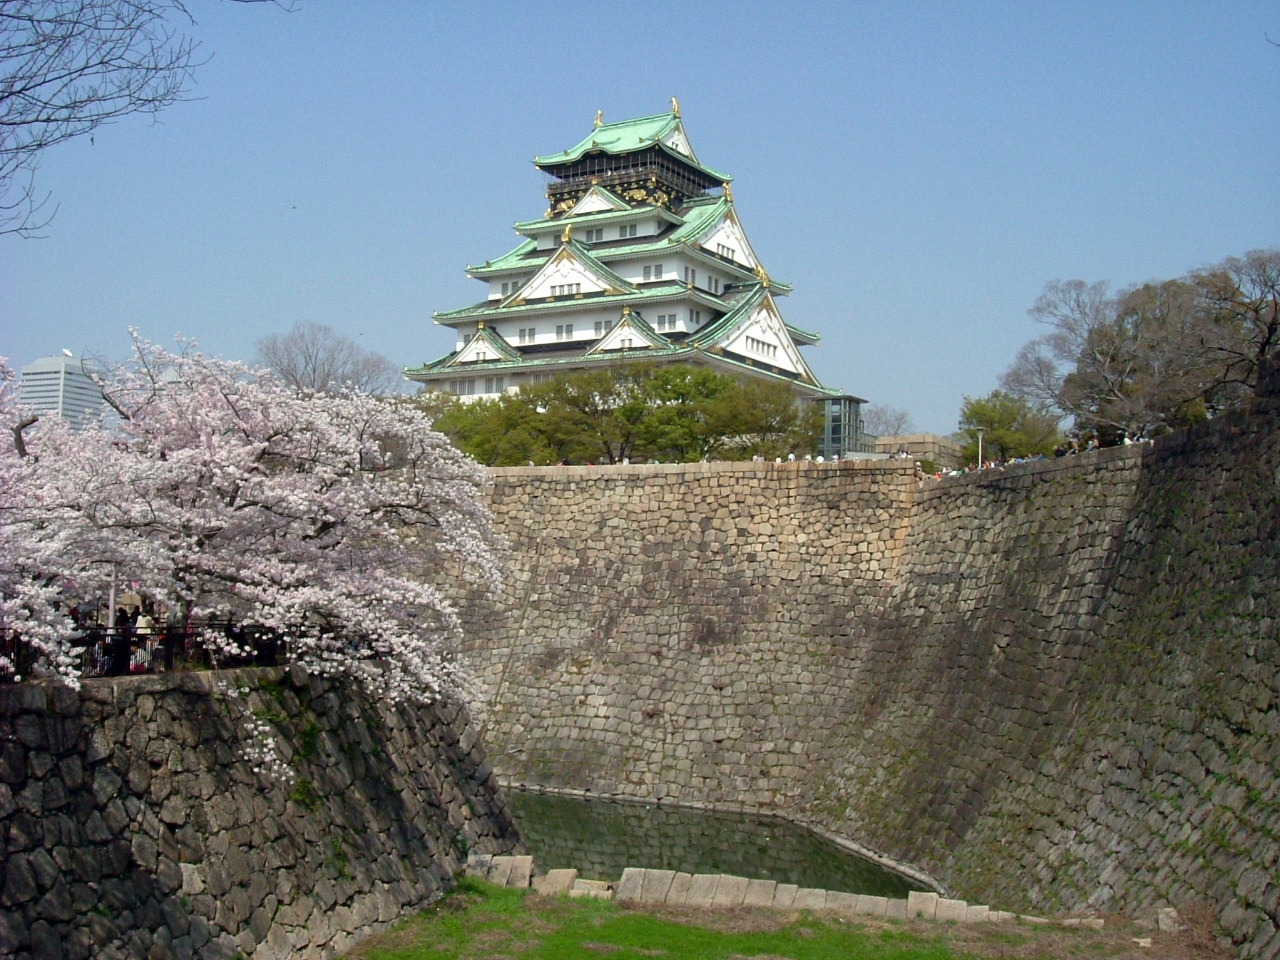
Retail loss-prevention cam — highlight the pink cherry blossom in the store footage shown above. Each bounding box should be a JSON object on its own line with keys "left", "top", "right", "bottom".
{"left": 0, "top": 334, "right": 500, "bottom": 703}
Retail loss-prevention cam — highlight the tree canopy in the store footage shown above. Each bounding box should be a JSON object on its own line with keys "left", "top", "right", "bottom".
{"left": 1001, "top": 249, "right": 1280, "bottom": 442}
{"left": 0, "top": 335, "right": 497, "bottom": 699}
{"left": 420, "top": 365, "right": 823, "bottom": 466}
{"left": 958, "top": 390, "right": 1061, "bottom": 464}
{"left": 255, "top": 320, "right": 402, "bottom": 395}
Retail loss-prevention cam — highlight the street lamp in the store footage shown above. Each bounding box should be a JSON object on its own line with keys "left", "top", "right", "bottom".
{"left": 976, "top": 428, "right": 984, "bottom": 468}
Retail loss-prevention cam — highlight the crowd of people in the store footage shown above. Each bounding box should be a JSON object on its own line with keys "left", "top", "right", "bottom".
{"left": 1, "top": 603, "right": 285, "bottom": 682}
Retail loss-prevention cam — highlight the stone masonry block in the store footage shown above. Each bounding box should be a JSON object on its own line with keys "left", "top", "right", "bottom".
{"left": 685, "top": 874, "right": 720, "bottom": 907}
{"left": 743, "top": 879, "right": 776, "bottom": 908}
{"left": 614, "top": 868, "right": 645, "bottom": 903}
{"left": 664, "top": 873, "right": 692, "bottom": 906}
{"left": 885, "top": 898, "right": 907, "bottom": 920}
{"left": 965, "top": 904, "right": 990, "bottom": 922}
{"left": 507, "top": 856, "right": 533, "bottom": 889}
{"left": 640, "top": 870, "right": 675, "bottom": 904}
{"left": 569, "top": 880, "right": 612, "bottom": 900}
{"left": 935, "top": 898, "right": 968, "bottom": 922}
{"left": 487, "top": 857, "right": 514, "bottom": 888}
{"left": 825, "top": 891, "right": 858, "bottom": 916}
{"left": 792, "top": 888, "right": 827, "bottom": 911}
{"left": 532, "top": 869, "right": 577, "bottom": 896}
{"left": 907, "top": 891, "right": 938, "bottom": 920}
{"left": 772, "top": 883, "right": 798, "bottom": 910}
{"left": 712, "top": 875, "right": 749, "bottom": 907}
{"left": 855, "top": 894, "right": 888, "bottom": 916}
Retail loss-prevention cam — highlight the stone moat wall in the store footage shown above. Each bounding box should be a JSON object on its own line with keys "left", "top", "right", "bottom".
{"left": 0, "top": 667, "right": 521, "bottom": 960}
{"left": 461, "top": 372, "right": 1280, "bottom": 958}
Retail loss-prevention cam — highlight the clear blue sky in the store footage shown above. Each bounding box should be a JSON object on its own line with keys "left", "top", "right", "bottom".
{"left": 2, "top": 1, "right": 1276, "bottom": 434}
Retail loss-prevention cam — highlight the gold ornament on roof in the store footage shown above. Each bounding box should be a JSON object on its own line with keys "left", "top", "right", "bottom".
{"left": 562, "top": 223, "right": 573, "bottom": 243}
{"left": 622, "top": 304, "right": 632, "bottom": 316}
{"left": 594, "top": 110, "right": 604, "bottom": 127}
{"left": 755, "top": 264, "right": 771, "bottom": 288}
{"left": 670, "top": 96, "right": 681, "bottom": 117}
{"left": 723, "top": 183, "right": 733, "bottom": 202}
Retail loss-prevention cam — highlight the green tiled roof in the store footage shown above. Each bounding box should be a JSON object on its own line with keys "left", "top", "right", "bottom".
{"left": 689, "top": 285, "right": 820, "bottom": 347}
{"left": 535, "top": 112, "right": 678, "bottom": 165}
{"left": 405, "top": 340, "right": 838, "bottom": 398}
{"left": 533, "top": 111, "right": 731, "bottom": 183}
{"left": 513, "top": 204, "right": 684, "bottom": 234}
{"left": 467, "top": 238, "right": 539, "bottom": 275}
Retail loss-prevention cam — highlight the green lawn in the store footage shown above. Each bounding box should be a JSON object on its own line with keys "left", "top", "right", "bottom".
{"left": 340, "top": 878, "right": 1205, "bottom": 960}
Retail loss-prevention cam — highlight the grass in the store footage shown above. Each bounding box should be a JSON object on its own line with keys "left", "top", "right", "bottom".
{"left": 340, "top": 878, "right": 1230, "bottom": 960}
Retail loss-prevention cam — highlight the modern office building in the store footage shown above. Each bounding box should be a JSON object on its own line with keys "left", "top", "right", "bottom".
{"left": 18, "top": 354, "right": 105, "bottom": 427}
{"left": 817, "top": 394, "right": 875, "bottom": 459}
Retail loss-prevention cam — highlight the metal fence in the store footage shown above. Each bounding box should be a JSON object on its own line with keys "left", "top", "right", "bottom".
{"left": 0, "top": 621, "right": 285, "bottom": 682}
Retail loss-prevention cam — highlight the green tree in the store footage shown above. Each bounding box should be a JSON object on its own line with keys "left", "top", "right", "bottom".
{"left": 420, "top": 365, "right": 823, "bottom": 465}
{"left": 635, "top": 366, "right": 737, "bottom": 462}
{"left": 958, "top": 390, "right": 1061, "bottom": 464}
{"left": 703, "top": 378, "right": 823, "bottom": 461}
{"left": 420, "top": 393, "right": 553, "bottom": 466}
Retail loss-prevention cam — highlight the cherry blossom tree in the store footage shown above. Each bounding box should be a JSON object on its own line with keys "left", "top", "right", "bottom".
{"left": 0, "top": 334, "right": 500, "bottom": 701}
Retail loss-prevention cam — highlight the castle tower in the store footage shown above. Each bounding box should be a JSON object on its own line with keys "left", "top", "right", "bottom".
{"left": 406, "top": 104, "right": 837, "bottom": 405}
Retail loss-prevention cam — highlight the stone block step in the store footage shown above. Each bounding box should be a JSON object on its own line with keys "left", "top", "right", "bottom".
{"left": 517, "top": 860, "right": 1102, "bottom": 932}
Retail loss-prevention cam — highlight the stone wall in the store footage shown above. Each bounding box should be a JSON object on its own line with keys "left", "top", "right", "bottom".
{"left": 0, "top": 667, "right": 521, "bottom": 960}
{"left": 460, "top": 379, "right": 1280, "bottom": 958}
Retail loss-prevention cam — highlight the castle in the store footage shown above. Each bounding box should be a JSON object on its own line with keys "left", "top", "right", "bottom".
{"left": 407, "top": 102, "right": 869, "bottom": 455}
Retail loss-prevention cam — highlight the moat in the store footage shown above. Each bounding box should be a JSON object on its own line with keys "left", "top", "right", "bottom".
{"left": 508, "top": 789, "right": 920, "bottom": 897}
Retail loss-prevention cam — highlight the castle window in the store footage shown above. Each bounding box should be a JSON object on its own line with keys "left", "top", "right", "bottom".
{"left": 643, "top": 265, "right": 652, "bottom": 281}
{"left": 550, "top": 283, "right": 581, "bottom": 297}
{"left": 594, "top": 320, "right": 615, "bottom": 336}
{"left": 484, "top": 376, "right": 505, "bottom": 393}
{"left": 518, "top": 327, "right": 536, "bottom": 344}
{"left": 746, "top": 336, "right": 778, "bottom": 359}
{"left": 618, "top": 224, "right": 637, "bottom": 239}
{"left": 584, "top": 228, "right": 603, "bottom": 242}
{"left": 688, "top": 309, "right": 702, "bottom": 325}
{"left": 654, "top": 263, "right": 663, "bottom": 279}
{"left": 556, "top": 324, "right": 574, "bottom": 341}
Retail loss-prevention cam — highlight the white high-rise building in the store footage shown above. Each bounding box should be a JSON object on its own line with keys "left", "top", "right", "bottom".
{"left": 19, "top": 355, "right": 105, "bottom": 428}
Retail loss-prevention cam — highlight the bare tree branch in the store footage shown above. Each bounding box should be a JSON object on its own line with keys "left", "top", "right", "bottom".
{"left": 0, "top": 0, "right": 288, "bottom": 236}
{"left": 256, "top": 321, "right": 402, "bottom": 396}
{"left": 862, "top": 405, "right": 915, "bottom": 437}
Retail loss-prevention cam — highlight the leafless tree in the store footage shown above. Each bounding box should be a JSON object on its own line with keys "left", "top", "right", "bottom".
{"left": 0, "top": 0, "right": 283, "bottom": 236}
{"left": 256, "top": 321, "right": 402, "bottom": 395}
{"left": 862, "top": 404, "right": 915, "bottom": 437}
{"left": 1193, "top": 248, "right": 1280, "bottom": 395}
{"left": 1002, "top": 251, "right": 1280, "bottom": 440}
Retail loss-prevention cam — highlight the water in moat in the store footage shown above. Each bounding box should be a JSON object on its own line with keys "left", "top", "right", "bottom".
{"left": 508, "top": 790, "right": 922, "bottom": 897}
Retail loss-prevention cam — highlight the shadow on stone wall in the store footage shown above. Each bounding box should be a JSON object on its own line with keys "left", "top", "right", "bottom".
{"left": 462, "top": 381, "right": 1280, "bottom": 959}
{"left": 0, "top": 666, "right": 522, "bottom": 960}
